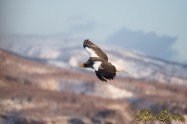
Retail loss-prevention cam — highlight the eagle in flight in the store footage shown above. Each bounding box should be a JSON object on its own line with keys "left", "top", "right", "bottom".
{"left": 79, "top": 39, "right": 127, "bottom": 82}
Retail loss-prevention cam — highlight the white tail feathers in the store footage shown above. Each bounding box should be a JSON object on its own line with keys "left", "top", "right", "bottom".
{"left": 111, "top": 63, "right": 128, "bottom": 74}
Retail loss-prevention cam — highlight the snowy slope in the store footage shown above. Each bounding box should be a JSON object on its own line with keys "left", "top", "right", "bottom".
{"left": 0, "top": 35, "right": 187, "bottom": 85}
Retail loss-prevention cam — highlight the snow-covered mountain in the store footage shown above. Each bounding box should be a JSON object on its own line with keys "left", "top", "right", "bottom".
{"left": 0, "top": 35, "right": 187, "bottom": 85}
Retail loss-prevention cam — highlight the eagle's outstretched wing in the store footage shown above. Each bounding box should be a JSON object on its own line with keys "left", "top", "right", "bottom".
{"left": 95, "top": 71, "right": 107, "bottom": 82}
{"left": 83, "top": 39, "right": 108, "bottom": 62}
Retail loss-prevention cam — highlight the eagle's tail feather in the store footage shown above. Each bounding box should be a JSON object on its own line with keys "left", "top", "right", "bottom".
{"left": 112, "top": 63, "right": 128, "bottom": 74}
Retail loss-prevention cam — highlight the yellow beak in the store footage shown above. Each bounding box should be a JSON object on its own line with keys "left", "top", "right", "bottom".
{"left": 79, "top": 63, "right": 84, "bottom": 67}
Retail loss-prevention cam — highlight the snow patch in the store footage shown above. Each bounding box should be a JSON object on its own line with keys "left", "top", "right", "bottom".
{"left": 69, "top": 56, "right": 79, "bottom": 67}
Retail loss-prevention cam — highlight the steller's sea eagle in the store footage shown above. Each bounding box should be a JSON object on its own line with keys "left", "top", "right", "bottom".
{"left": 79, "top": 39, "right": 127, "bottom": 82}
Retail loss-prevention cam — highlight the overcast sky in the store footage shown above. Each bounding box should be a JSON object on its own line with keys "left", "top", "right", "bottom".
{"left": 0, "top": 0, "right": 187, "bottom": 63}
